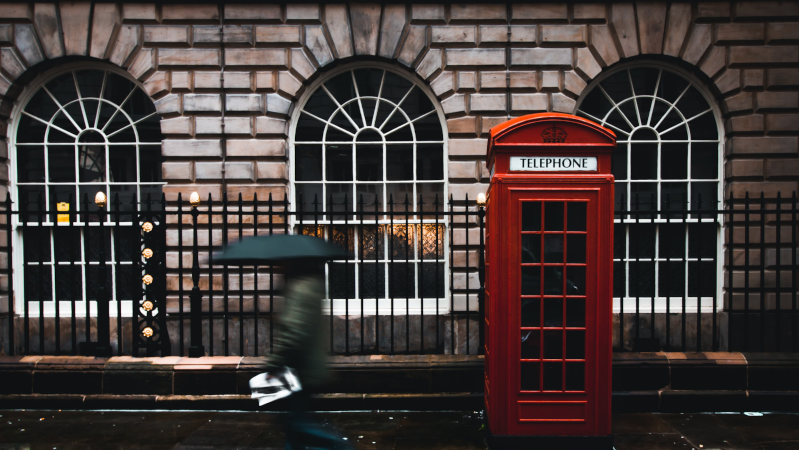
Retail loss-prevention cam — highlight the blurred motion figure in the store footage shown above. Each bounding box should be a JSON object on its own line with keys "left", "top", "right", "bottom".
{"left": 265, "top": 262, "right": 353, "bottom": 450}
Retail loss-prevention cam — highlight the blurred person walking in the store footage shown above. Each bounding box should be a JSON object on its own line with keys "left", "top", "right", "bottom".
{"left": 266, "top": 262, "right": 353, "bottom": 450}
{"left": 214, "top": 235, "right": 352, "bottom": 450}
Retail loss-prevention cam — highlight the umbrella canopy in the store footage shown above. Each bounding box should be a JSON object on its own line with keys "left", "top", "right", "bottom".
{"left": 212, "top": 234, "right": 348, "bottom": 265}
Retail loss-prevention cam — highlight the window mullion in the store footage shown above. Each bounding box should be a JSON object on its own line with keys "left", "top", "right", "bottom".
{"left": 647, "top": 70, "right": 662, "bottom": 127}
{"left": 48, "top": 227, "right": 57, "bottom": 307}
{"left": 100, "top": 88, "right": 136, "bottom": 133}
{"left": 627, "top": 70, "right": 643, "bottom": 127}
{"left": 94, "top": 72, "right": 108, "bottom": 129}
{"left": 378, "top": 85, "right": 415, "bottom": 131}
{"left": 22, "top": 111, "right": 78, "bottom": 139}
{"left": 41, "top": 86, "right": 83, "bottom": 133}
{"left": 72, "top": 71, "right": 90, "bottom": 129}
{"left": 350, "top": 71, "right": 368, "bottom": 128}
{"left": 372, "top": 71, "right": 386, "bottom": 127}
{"left": 321, "top": 85, "right": 361, "bottom": 131}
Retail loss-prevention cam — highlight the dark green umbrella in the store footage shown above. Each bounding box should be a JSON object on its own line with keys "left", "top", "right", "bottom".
{"left": 212, "top": 234, "right": 348, "bottom": 265}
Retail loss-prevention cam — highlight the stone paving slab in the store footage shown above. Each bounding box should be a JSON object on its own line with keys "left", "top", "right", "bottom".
{"left": 0, "top": 410, "right": 797, "bottom": 449}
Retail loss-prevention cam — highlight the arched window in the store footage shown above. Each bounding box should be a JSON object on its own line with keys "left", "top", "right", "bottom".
{"left": 15, "top": 67, "right": 162, "bottom": 208}
{"left": 293, "top": 67, "right": 444, "bottom": 213}
{"left": 577, "top": 65, "right": 722, "bottom": 315}
{"left": 12, "top": 66, "right": 162, "bottom": 313}
{"left": 292, "top": 66, "right": 447, "bottom": 313}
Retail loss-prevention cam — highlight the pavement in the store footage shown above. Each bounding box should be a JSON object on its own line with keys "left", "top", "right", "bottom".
{"left": 0, "top": 409, "right": 797, "bottom": 450}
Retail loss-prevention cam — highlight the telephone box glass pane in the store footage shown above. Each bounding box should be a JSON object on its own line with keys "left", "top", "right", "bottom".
{"left": 565, "top": 362, "right": 585, "bottom": 391}
{"left": 543, "top": 330, "right": 563, "bottom": 359}
{"left": 567, "top": 203, "right": 587, "bottom": 231}
{"left": 522, "top": 202, "right": 541, "bottom": 231}
{"left": 543, "top": 267, "right": 564, "bottom": 295}
{"left": 522, "top": 266, "right": 541, "bottom": 295}
{"left": 543, "top": 363, "right": 562, "bottom": 391}
{"left": 544, "top": 202, "right": 564, "bottom": 230}
{"left": 520, "top": 362, "right": 540, "bottom": 391}
{"left": 566, "top": 298, "right": 586, "bottom": 327}
{"left": 566, "top": 234, "right": 586, "bottom": 263}
{"left": 543, "top": 298, "right": 563, "bottom": 327}
{"left": 566, "top": 266, "right": 586, "bottom": 295}
{"left": 521, "top": 298, "right": 541, "bottom": 327}
{"left": 544, "top": 235, "right": 564, "bottom": 263}
{"left": 521, "top": 330, "right": 541, "bottom": 359}
{"left": 566, "top": 330, "right": 585, "bottom": 359}
{"left": 521, "top": 235, "right": 540, "bottom": 263}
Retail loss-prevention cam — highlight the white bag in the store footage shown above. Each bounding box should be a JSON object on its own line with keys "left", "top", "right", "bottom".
{"left": 249, "top": 367, "right": 303, "bottom": 406}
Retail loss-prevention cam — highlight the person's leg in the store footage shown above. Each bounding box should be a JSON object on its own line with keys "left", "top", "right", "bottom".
{"left": 285, "top": 390, "right": 353, "bottom": 450}
{"left": 285, "top": 390, "right": 311, "bottom": 450}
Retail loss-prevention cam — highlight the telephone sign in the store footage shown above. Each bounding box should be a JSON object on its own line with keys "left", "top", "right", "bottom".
{"left": 510, "top": 156, "right": 598, "bottom": 171}
{"left": 484, "top": 113, "right": 615, "bottom": 450}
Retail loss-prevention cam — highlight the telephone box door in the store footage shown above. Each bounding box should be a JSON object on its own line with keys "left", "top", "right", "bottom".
{"left": 508, "top": 189, "right": 601, "bottom": 435}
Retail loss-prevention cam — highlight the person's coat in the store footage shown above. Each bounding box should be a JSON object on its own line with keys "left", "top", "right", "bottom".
{"left": 265, "top": 274, "right": 329, "bottom": 390}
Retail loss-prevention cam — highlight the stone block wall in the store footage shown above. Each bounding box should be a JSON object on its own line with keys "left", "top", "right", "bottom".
{"left": 0, "top": 3, "right": 797, "bottom": 354}
{"left": 0, "top": 2, "right": 795, "bottom": 202}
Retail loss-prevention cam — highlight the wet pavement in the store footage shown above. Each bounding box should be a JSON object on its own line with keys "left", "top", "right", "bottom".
{"left": 0, "top": 410, "right": 797, "bottom": 449}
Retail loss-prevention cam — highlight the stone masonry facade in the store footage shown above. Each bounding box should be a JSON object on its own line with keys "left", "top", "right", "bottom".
{"left": 0, "top": 3, "right": 797, "bottom": 354}
{"left": 0, "top": 2, "right": 797, "bottom": 204}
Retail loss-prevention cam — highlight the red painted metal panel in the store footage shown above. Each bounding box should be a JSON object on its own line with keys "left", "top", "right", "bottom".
{"left": 519, "top": 401, "right": 587, "bottom": 422}
{"left": 484, "top": 113, "right": 615, "bottom": 439}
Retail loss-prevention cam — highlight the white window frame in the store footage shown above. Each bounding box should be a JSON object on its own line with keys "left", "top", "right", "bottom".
{"left": 575, "top": 61, "right": 725, "bottom": 314}
{"left": 8, "top": 62, "right": 164, "bottom": 318}
{"left": 289, "top": 62, "right": 450, "bottom": 315}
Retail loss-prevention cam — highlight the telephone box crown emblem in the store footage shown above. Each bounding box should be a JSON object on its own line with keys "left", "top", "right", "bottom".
{"left": 541, "top": 125, "right": 567, "bottom": 143}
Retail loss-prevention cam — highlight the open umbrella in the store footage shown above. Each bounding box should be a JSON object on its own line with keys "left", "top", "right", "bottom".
{"left": 212, "top": 234, "right": 348, "bottom": 265}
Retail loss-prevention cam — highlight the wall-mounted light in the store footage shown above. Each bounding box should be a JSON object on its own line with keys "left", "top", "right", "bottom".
{"left": 142, "top": 274, "right": 154, "bottom": 285}
{"left": 476, "top": 193, "right": 487, "bottom": 206}
{"left": 190, "top": 191, "right": 201, "bottom": 207}
{"left": 94, "top": 191, "right": 107, "bottom": 208}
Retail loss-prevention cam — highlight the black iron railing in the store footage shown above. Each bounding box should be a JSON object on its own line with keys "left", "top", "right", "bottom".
{"left": 614, "top": 191, "right": 798, "bottom": 353}
{"left": 0, "top": 193, "right": 485, "bottom": 357}
{"left": 1, "top": 191, "right": 796, "bottom": 357}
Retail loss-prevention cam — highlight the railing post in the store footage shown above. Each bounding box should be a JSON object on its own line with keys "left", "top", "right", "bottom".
{"left": 94, "top": 191, "right": 112, "bottom": 357}
{"left": 188, "top": 192, "right": 205, "bottom": 357}
{"left": 477, "top": 196, "right": 486, "bottom": 355}
{"left": 4, "top": 193, "right": 13, "bottom": 356}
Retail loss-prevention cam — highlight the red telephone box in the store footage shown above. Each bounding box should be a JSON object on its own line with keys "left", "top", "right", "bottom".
{"left": 484, "top": 113, "right": 615, "bottom": 449}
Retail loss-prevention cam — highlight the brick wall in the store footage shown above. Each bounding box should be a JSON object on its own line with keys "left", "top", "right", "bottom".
{"left": 1, "top": 2, "right": 797, "bottom": 202}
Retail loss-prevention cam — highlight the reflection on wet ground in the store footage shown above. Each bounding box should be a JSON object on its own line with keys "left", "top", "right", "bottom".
{"left": 0, "top": 410, "right": 797, "bottom": 449}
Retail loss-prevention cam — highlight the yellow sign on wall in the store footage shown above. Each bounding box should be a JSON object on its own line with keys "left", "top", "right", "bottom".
{"left": 57, "top": 202, "right": 70, "bottom": 223}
